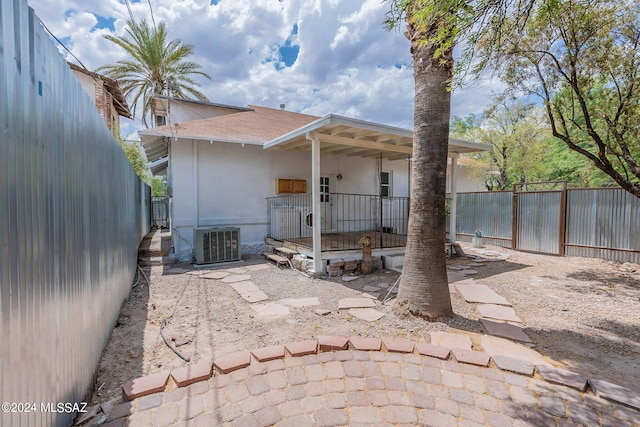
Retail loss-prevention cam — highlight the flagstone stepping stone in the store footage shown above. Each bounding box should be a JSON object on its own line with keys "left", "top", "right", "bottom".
{"left": 448, "top": 266, "right": 466, "bottom": 271}
{"left": 348, "top": 308, "right": 385, "bottom": 322}
{"left": 186, "top": 270, "right": 207, "bottom": 276}
{"left": 456, "top": 284, "right": 512, "bottom": 306}
{"left": 338, "top": 298, "right": 377, "bottom": 309}
{"left": 492, "top": 355, "right": 535, "bottom": 376}
{"left": 164, "top": 267, "right": 189, "bottom": 275}
{"left": 536, "top": 364, "right": 588, "bottom": 391}
{"left": 362, "top": 285, "right": 382, "bottom": 292}
{"left": 480, "top": 335, "right": 547, "bottom": 366}
{"left": 229, "top": 281, "right": 269, "bottom": 303}
{"left": 361, "top": 292, "right": 380, "bottom": 299}
{"left": 315, "top": 308, "right": 332, "bottom": 316}
{"left": 478, "top": 304, "right": 522, "bottom": 323}
{"left": 589, "top": 379, "right": 640, "bottom": 410}
{"left": 430, "top": 331, "right": 472, "bottom": 350}
{"left": 459, "top": 269, "right": 479, "bottom": 275}
{"left": 454, "top": 278, "right": 476, "bottom": 286}
{"left": 481, "top": 319, "right": 532, "bottom": 343}
{"left": 201, "top": 271, "right": 231, "bottom": 280}
{"left": 376, "top": 282, "right": 390, "bottom": 289}
{"left": 221, "top": 274, "right": 252, "bottom": 283}
{"left": 251, "top": 302, "right": 290, "bottom": 317}
{"left": 342, "top": 276, "right": 360, "bottom": 282}
{"left": 245, "top": 264, "right": 270, "bottom": 271}
{"left": 226, "top": 267, "right": 248, "bottom": 274}
{"left": 279, "top": 297, "right": 320, "bottom": 307}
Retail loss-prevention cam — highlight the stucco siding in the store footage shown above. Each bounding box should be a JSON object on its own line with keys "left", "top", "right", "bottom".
{"left": 170, "top": 139, "right": 413, "bottom": 261}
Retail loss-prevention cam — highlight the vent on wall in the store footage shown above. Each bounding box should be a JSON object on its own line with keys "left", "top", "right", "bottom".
{"left": 195, "top": 227, "right": 241, "bottom": 264}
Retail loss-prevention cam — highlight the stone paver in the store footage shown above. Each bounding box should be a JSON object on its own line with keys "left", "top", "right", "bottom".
{"left": 250, "top": 302, "right": 290, "bottom": 317}
{"left": 431, "top": 331, "right": 472, "bottom": 350}
{"left": 112, "top": 336, "right": 636, "bottom": 427}
{"left": 279, "top": 297, "right": 320, "bottom": 307}
{"left": 348, "top": 308, "right": 384, "bottom": 321}
{"left": 456, "top": 284, "right": 512, "bottom": 306}
{"left": 338, "top": 298, "right": 376, "bottom": 309}
{"left": 481, "top": 319, "right": 532, "bottom": 343}
{"left": 478, "top": 303, "right": 522, "bottom": 323}
{"left": 480, "top": 335, "right": 547, "bottom": 365}
{"left": 200, "top": 270, "right": 231, "bottom": 280}
{"left": 221, "top": 274, "right": 252, "bottom": 283}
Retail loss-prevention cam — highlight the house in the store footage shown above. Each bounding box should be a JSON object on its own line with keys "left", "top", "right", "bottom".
{"left": 69, "top": 62, "right": 131, "bottom": 131}
{"left": 140, "top": 99, "right": 488, "bottom": 273}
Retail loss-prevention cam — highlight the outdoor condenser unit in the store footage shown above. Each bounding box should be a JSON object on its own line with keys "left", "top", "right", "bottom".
{"left": 194, "top": 227, "right": 241, "bottom": 264}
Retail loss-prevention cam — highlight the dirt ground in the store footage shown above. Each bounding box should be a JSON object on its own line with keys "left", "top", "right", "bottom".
{"left": 91, "top": 243, "right": 640, "bottom": 405}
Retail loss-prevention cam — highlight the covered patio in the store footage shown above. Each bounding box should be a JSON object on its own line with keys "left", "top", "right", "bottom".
{"left": 263, "top": 114, "right": 488, "bottom": 274}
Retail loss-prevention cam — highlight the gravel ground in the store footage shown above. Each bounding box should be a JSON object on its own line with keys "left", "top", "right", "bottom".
{"left": 91, "top": 243, "right": 640, "bottom": 405}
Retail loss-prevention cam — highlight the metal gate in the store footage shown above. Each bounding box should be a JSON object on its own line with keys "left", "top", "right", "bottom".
{"left": 152, "top": 196, "right": 169, "bottom": 228}
{"left": 512, "top": 182, "right": 567, "bottom": 255}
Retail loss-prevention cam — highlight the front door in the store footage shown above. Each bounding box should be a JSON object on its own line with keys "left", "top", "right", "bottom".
{"left": 320, "top": 176, "right": 335, "bottom": 232}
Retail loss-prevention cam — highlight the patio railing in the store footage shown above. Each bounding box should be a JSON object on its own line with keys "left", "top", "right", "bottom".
{"left": 266, "top": 193, "right": 409, "bottom": 251}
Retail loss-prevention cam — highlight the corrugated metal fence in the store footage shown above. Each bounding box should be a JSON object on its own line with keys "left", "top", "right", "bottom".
{"left": 452, "top": 188, "right": 640, "bottom": 264}
{"left": 1, "top": 2, "right": 150, "bottom": 426}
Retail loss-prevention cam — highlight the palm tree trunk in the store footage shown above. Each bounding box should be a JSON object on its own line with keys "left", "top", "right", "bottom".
{"left": 397, "top": 36, "right": 454, "bottom": 320}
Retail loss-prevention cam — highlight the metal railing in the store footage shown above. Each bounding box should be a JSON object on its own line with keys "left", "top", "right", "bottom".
{"left": 266, "top": 193, "right": 409, "bottom": 251}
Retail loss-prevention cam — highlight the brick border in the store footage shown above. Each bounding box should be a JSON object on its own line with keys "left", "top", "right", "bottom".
{"left": 120, "top": 335, "right": 640, "bottom": 412}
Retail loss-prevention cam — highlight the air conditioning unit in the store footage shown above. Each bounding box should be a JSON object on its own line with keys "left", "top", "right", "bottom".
{"left": 194, "top": 227, "right": 240, "bottom": 264}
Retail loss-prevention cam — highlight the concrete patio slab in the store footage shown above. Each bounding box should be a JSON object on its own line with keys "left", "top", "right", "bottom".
{"left": 481, "top": 319, "right": 532, "bottom": 343}
{"left": 279, "top": 297, "right": 320, "bottom": 307}
{"left": 338, "top": 298, "right": 377, "bottom": 309}
{"left": 221, "top": 274, "right": 252, "bottom": 283}
{"left": 456, "top": 284, "right": 512, "bottom": 306}
{"left": 348, "top": 308, "right": 385, "bottom": 322}
{"left": 478, "top": 304, "right": 522, "bottom": 323}
{"left": 430, "top": 331, "right": 472, "bottom": 350}
{"left": 480, "top": 335, "right": 547, "bottom": 366}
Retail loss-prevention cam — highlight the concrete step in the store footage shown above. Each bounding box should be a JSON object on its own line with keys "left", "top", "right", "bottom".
{"left": 275, "top": 247, "right": 297, "bottom": 258}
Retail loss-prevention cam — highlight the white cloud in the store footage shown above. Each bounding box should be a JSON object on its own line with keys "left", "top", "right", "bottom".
{"left": 27, "top": 0, "right": 500, "bottom": 135}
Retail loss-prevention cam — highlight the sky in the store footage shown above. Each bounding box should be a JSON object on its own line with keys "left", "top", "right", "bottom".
{"left": 27, "top": 0, "right": 501, "bottom": 138}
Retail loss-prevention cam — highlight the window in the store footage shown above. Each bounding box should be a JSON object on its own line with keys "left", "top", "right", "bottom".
{"left": 320, "top": 176, "right": 330, "bottom": 202}
{"left": 380, "top": 171, "right": 391, "bottom": 198}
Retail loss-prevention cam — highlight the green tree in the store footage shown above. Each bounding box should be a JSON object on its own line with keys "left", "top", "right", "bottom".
{"left": 97, "top": 19, "right": 211, "bottom": 127}
{"left": 492, "top": 0, "right": 640, "bottom": 197}
{"left": 455, "top": 100, "right": 547, "bottom": 190}
{"left": 114, "top": 128, "right": 150, "bottom": 181}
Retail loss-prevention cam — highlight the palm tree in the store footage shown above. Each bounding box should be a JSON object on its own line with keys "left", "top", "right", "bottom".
{"left": 387, "top": 2, "right": 455, "bottom": 319}
{"left": 97, "top": 19, "right": 211, "bottom": 127}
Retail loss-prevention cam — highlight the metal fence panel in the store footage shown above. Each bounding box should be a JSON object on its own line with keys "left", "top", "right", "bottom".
{"left": 516, "top": 191, "right": 561, "bottom": 254}
{"left": 1, "top": 3, "right": 150, "bottom": 426}
{"left": 453, "top": 192, "right": 513, "bottom": 247}
{"left": 565, "top": 188, "right": 640, "bottom": 263}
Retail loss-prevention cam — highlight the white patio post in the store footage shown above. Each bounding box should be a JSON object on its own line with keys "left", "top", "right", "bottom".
{"left": 449, "top": 154, "right": 458, "bottom": 243}
{"left": 310, "top": 135, "right": 323, "bottom": 275}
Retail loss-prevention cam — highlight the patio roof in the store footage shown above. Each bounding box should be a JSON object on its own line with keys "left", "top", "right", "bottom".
{"left": 263, "top": 114, "right": 488, "bottom": 160}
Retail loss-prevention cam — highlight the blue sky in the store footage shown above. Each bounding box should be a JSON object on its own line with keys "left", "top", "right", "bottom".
{"left": 28, "top": 0, "right": 500, "bottom": 138}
